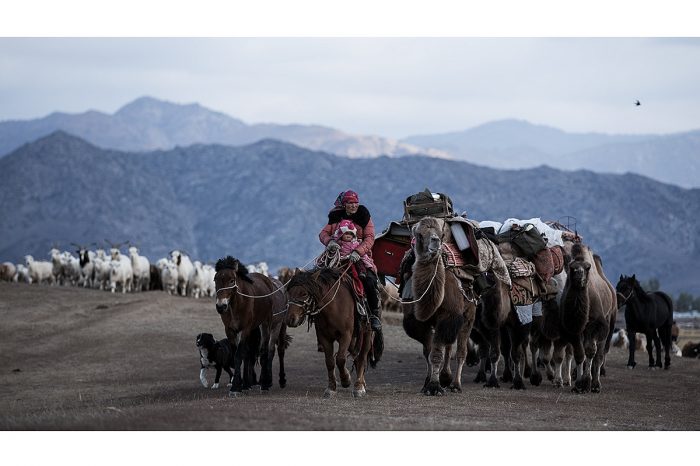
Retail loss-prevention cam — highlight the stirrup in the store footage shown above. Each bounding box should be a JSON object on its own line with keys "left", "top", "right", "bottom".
{"left": 370, "top": 314, "right": 382, "bottom": 331}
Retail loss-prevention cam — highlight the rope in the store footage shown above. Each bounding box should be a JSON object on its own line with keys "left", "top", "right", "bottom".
{"left": 394, "top": 254, "right": 442, "bottom": 305}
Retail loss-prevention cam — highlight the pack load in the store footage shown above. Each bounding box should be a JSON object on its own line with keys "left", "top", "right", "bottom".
{"left": 373, "top": 189, "right": 510, "bottom": 302}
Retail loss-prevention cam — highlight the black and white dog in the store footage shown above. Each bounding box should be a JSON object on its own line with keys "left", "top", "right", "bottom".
{"left": 196, "top": 333, "right": 234, "bottom": 389}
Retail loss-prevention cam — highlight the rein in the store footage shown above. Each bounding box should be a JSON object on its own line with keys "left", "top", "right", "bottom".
{"left": 287, "top": 262, "right": 353, "bottom": 318}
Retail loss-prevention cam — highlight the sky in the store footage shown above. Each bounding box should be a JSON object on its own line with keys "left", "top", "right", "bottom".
{"left": 2, "top": 37, "right": 700, "bottom": 139}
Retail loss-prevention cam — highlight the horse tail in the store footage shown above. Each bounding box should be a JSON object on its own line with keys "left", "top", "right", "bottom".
{"left": 281, "top": 333, "right": 293, "bottom": 350}
{"left": 369, "top": 328, "right": 384, "bottom": 368}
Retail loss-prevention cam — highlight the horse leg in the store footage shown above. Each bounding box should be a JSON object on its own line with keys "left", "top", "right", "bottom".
{"left": 541, "top": 339, "right": 555, "bottom": 381}
{"left": 652, "top": 331, "right": 663, "bottom": 368}
{"left": 646, "top": 332, "right": 656, "bottom": 368}
{"left": 659, "top": 324, "right": 672, "bottom": 369}
{"left": 425, "top": 341, "right": 446, "bottom": 396}
{"left": 277, "top": 325, "right": 288, "bottom": 388}
{"left": 440, "top": 344, "right": 453, "bottom": 388}
{"left": 257, "top": 325, "right": 274, "bottom": 390}
{"left": 229, "top": 333, "right": 245, "bottom": 397}
{"left": 353, "top": 324, "right": 372, "bottom": 398}
{"left": 336, "top": 332, "right": 352, "bottom": 389}
{"left": 449, "top": 322, "right": 471, "bottom": 392}
{"left": 572, "top": 339, "right": 589, "bottom": 393}
{"left": 320, "top": 335, "right": 337, "bottom": 398}
{"left": 626, "top": 329, "right": 637, "bottom": 368}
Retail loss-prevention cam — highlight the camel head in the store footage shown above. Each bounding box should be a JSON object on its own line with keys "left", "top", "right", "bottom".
{"left": 568, "top": 258, "right": 591, "bottom": 289}
{"left": 412, "top": 217, "right": 444, "bottom": 261}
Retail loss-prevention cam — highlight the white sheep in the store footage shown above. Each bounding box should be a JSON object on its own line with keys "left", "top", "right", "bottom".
{"left": 170, "top": 250, "right": 194, "bottom": 297}
{"left": 109, "top": 259, "right": 133, "bottom": 293}
{"left": 61, "top": 251, "right": 81, "bottom": 287}
{"left": 202, "top": 264, "right": 216, "bottom": 297}
{"left": 13, "top": 263, "right": 31, "bottom": 283}
{"left": 25, "top": 255, "right": 54, "bottom": 285}
{"left": 49, "top": 248, "right": 65, "bottom": 285}
{"left": 160, "top": 260, "right": 179, "bottom": 295}
{"left": 128, "top": 246, "right": 151, "bottom": 292}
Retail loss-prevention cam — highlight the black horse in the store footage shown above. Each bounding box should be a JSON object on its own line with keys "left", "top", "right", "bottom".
{"left": 616, "top": 274, "right": 674, "bottom": 369}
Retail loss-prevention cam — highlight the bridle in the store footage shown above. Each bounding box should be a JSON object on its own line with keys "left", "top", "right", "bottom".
{"left": 215, "top": 276, "right": 288, "bottom": 316}
{"left": 617, "top": 287, "right": 634, "bottom": 306}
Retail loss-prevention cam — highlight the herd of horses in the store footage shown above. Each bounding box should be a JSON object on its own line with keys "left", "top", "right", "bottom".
{"left": 210, "top": 216, "right": 676, "bottom": 399}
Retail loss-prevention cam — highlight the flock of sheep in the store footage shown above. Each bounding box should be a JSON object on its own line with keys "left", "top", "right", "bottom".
{"left": 0, "top": 243, "right": 270, "bottom": 299}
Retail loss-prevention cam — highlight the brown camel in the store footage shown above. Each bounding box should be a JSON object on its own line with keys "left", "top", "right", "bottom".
{"left": 555, "top": 243, "right": 617, "bottom": 393}
{"left": 408, "top": 217, "right": 477, "bottom": 396}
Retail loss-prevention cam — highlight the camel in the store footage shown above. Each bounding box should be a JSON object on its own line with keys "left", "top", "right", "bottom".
{"left": 553, "top": 243, "right": 617, "bottom": 393}
{"left": 406, "top": 216, "right": 477, "bottom": 396}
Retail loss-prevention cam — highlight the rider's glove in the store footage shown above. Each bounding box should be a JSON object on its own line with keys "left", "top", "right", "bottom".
{"left": 326, "top": 240, "right": 340, "bottom": 253}
{"left": 349, "top": 251, "right": 361, "bottom": 263}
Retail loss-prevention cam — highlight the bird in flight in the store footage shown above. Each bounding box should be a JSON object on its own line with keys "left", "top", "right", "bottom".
{"left": 635, "top": 100, "right": 641, "bottom": 106}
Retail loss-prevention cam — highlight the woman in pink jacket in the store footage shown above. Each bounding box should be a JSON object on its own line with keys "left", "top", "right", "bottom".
{"left": 319, "top": 190, "right": 381, "bottom": 331}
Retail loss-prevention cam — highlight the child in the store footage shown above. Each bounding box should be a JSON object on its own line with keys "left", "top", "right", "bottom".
{"left": 333, "top": 219, "right": 376, "bottom": 272}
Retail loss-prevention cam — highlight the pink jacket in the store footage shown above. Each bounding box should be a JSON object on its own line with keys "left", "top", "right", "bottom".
{"left": 336, "top": 236, "right": 376, "bottom": 272}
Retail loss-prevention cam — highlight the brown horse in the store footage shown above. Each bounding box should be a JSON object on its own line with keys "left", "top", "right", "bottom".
{"left": 408, "top": 217, "right": 477, "bottom": 395}
{"left": 285, "top": 266, "right": 381, "bottom": 398}
{"left": 214, "top": 256, "right": 290, "bottom": 396}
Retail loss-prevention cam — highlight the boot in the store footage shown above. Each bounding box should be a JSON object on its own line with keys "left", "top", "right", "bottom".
{"left": 370, "top": 307, "right": 382, "bottom": 332}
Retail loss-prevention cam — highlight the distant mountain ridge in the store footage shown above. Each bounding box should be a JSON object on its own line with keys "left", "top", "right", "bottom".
{"left": 402, "top": 119, "right": 700, "bottom": 188}
{"left": 0, "top": 96, "right": 446, "bottom": 159}
{"left": 1, "top": 131, "right": 698, "bottom": 295}
{"left": 2, "top": 98, "right": 698, "bottom": 187}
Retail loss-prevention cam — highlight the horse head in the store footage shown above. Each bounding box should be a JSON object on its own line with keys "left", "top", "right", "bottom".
{"left": 412, "top": 217, "right": 445, "bottom": 261}
{"left": 616, "top": 274, "right": 638, "bottom": 304}
{"left": 214, "top": 256, "right": 253, "bottom": 314}
{"left": 285, "top": 271, "right": 316, "bottom": 328}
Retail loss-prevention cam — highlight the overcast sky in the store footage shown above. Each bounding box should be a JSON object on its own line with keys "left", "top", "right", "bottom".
{"left": 1, "top": 37, "right": 699, "bottom": 139}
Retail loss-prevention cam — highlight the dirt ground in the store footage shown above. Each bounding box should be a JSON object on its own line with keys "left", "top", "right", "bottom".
{"left": 1, "top": 282, "right": 698, "bottom": 431}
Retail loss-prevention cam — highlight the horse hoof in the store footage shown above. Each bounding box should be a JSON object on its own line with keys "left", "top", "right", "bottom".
{"left": 352, "top": 388, "right": 367, "bottom": 398}
{"left": 530, "top": 373, "right": 542, "bottom": 386}
{"left": 473, "top": 373, "right": 487, "bottom": 384}
{"left": 228, "top": 391, "right": 243, "bottom": 398}
{"left": 210, "top": 383, "right": 219, "bottom": 390}
{"left": 323, "top": 389, "right": 336, "bottom": 398}
{"left": 449, "top": 384, "right": 462, "bottom": 393}
{"left": 591, "top": 383, "right": 601, "bottom": 393}
{"left": 279, "top": 381, "right": 287, "bottom": 388}
{"left": 553, "top": 380, "right": 563, "bottom": 388}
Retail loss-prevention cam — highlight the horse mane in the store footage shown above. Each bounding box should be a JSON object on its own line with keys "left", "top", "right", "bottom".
{"left": 287, "top": 267, "right": 349, "bottom": 301}
{"left": 630, "top": 277, "right": 652, "bottom": 303}
{"left": 214, "top": 256, "right": 254, "bottom": 283}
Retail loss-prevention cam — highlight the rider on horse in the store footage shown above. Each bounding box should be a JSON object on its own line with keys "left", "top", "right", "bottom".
{"left": 319, "top": 190, "right": 382, "bottom": 331}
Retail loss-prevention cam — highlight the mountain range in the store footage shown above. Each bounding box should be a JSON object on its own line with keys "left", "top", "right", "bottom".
{"left": 1, "top": 97, "right": 698, "bottom": 188}
{"left": 0, "top": 96, "right": 446, "bottom": 160}
{"left": 1, "top": 131, "right": 698, "bottom": 295}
